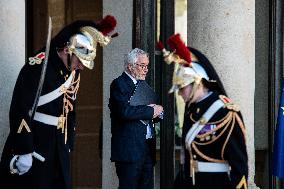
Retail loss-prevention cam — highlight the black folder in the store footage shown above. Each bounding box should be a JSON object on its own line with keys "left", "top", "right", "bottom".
{"left": 129, "top": 80, "right": 157, "bottom": 124}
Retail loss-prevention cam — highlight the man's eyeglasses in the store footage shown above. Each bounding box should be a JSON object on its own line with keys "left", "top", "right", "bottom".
{"left": 135, "top": 63, "right": 148, "bottom": 69}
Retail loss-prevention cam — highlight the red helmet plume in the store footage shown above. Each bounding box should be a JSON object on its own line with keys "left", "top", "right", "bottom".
{"left": 166, "top": 34, "right": 191, "bottom": 64}
{"left": 156, "top": 40, "right": 165, "bottom": 50}
{"left": 96, "top": 15, "right": 117, "bottom": 35}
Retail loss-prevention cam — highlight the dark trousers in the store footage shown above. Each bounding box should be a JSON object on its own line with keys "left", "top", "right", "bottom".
{"left": 115, "top": 140, "right": 154, "bottom": 189}
{"left": 0, "top": 162, "right": 65, "bottom": 189}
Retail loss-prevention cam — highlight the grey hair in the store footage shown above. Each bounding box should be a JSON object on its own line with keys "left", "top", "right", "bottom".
{"left": 124, "top": 48, "right": 149, "bottom": 70}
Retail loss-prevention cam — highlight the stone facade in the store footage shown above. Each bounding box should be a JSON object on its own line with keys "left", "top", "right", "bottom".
{"left": 187, "top": 1, "right": 258, "bottom": 188}
{"left": 0, "top": 0, "right": 25, "bottom": 158}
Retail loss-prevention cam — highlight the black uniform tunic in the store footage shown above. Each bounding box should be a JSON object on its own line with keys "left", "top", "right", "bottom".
{"left": 0, "top": 48, "right": 78, "bottom": 189}
{"left": 179, "top": 92, "right": 248, "bottom": 189}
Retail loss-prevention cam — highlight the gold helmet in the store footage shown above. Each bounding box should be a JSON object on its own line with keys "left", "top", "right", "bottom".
{"left": 157, "top": 34, "right": 226, "bottom": 128}
{"left": 51, "top": 15, "right": 117, "bottom": 70}
{"left": 157, "top": 34, "right": 210, "bottom": 94}
{"left": 158, "top": 34, "right": 218, "bottom": 128}
{"left": 67, "top": 26, "right": 112, "bottom": 69}
{"left": 169, "top": 62, "right": 209, "bottom": 93}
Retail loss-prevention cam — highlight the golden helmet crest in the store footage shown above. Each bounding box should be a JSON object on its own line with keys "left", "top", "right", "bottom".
{"left": 169, "top": 62, "right": 209, "bottom": 93}
{"left": 67, "top": 27, "right": 112, "bottom": 69}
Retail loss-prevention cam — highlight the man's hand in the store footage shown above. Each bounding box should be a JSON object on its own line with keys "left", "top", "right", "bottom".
{"left": 148, "top": 104, "right": 164, "bottom": 118}
{"left": 13, "top": 153, "right": 33, "bottom": 175}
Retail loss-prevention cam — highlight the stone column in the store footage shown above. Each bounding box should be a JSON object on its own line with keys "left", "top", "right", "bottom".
{"left": 102, "top": 0, "right": 133, "bottom": 188}
{"left": 187, "top": 1, "right": 258, "bottom": 188}
{"left": 0, "top": 0, "right": 25, "bottom": 157}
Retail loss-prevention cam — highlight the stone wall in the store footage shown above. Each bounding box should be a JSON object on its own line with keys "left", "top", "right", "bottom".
{"left": 187, "top": 0, "right": 258, "bottom": 188}
{"left": 0, "top": 0, "right": 25, "bottom": 157}
{"left": 102, "top": 0, "right": 133, "bottom": 188}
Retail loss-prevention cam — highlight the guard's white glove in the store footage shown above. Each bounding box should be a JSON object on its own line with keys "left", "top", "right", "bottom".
{"left": 15, "top": 153, "right": 33, "bottom": 175}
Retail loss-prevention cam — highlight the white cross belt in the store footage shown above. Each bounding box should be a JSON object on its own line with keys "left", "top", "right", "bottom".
{"left": 33, "top": 112, "right": 59, "bottom": 126}
{"left": 37, "top": 71, "right": 74, "bottom": 107}
{"left": 196, "top": 161, "right": 230, "bottom": 173}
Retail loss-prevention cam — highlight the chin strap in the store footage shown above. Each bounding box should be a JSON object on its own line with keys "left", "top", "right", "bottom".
{"left": 66, "top": 54, "right": 72, "bottom": 71}
{"left": 187, "top": 79, "right": 201, "bottom": 106}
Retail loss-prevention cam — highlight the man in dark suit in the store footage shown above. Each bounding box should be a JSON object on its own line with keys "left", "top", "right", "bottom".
{"left": 109, "top": 48, "right": 163, "bottom": 189}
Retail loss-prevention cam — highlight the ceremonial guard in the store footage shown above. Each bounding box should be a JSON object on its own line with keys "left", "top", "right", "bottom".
{"left": 158, "top": 34, "right": 248, "bottom": 189}
{"left": 0, "top": 15, "right": 117, "bottom": 189}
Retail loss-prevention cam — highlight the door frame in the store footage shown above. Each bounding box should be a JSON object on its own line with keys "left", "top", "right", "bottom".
{"left": 269, "top": 0, "right": 284, "bottom": 188}
{"left": 133, "top": 0, "right": 176, "bottom": 188}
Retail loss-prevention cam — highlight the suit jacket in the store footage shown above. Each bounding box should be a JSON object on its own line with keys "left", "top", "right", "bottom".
{"left": 109, "top": 72, "right": 156, "bottom": 162}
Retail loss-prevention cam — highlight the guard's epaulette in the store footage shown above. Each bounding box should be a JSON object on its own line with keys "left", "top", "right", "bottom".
{"left": 219, "top": 95, "right": 240, "bottom": 112}
{"left": 29, "top": 52, "right": 45, "bottom": 65}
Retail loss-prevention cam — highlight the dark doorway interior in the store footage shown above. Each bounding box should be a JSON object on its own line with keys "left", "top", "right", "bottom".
{"left": 27, "top": 0, "right": 103, "bottom": 188}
